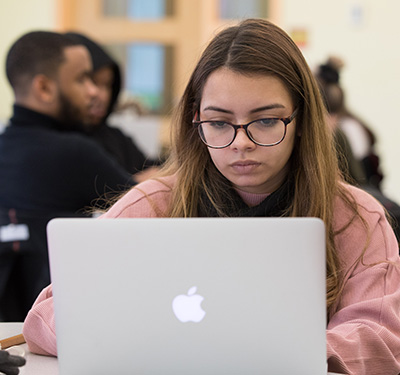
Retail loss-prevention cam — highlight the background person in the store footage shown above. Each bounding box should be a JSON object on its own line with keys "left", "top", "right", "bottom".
{"left": 0, "top": 31, "right": 135, "bottom": 321}
{"left": 316, "top": 56, "right": 384, "bottom": 190}
{"left": 317, "top": 70, "right": 400, "bottom": 243}
{"left": 317, "top": 77, "right": 367, "bottom": 185}
{"left": 65, "top": 32, "right": 161, "bottom": 183}
{"left": 23, "top": 20, "right": 400, "bottom": 374}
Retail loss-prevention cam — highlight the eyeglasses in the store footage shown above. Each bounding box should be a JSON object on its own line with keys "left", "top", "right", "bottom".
{"left": 193, "top": 109, "right": 298, "bottom": 149}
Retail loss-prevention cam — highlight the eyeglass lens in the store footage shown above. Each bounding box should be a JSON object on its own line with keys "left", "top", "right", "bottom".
{"left": 198, "top": 118, "right": 285, "bottom": 147}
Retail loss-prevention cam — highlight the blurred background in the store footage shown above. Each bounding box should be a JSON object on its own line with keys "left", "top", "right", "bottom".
{"left": 1, "top": 0, "right": 399, "bottom": 202}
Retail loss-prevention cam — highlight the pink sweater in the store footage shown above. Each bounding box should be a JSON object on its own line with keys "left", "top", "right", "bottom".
{"left": 23, "top": 176, "right": 400, "bottom": 374}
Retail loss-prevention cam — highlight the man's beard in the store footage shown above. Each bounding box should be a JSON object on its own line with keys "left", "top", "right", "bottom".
{"left": 57, "top": 92, "right": 87, "bottom": 131}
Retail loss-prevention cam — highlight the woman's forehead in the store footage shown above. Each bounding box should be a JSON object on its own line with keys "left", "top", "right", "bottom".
{"left": 199, "top": 68, "right": 294, "bottom": 113}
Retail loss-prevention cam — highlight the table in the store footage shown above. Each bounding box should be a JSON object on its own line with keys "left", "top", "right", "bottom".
{"left": 0, "top": 322, "right": 58, "bottom": 375}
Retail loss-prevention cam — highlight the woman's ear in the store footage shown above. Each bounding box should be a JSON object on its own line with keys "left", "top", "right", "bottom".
{"left": 31, "top": 74, "right": 57, "bottom": 104}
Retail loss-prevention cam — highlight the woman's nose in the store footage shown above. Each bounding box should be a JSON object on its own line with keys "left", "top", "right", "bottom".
{"left": 230, "top": 128, "right": 256, "bottom": 151}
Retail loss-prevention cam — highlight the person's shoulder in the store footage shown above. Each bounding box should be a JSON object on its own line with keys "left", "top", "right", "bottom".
{"left": 340, "top": 183, "right": 385, "bottom": 215}
{"left": 90, "top": 123, "right": 142, "bottom": 151}
{"left": 4, "top": 124, "right": 103, "bottom": 155}
{"left": 62, "top": 131, "right": 103, "bottom": 147}
{"left": 32, "top": 127, "right": 101, "bottom": 149}
{"left": 102, "top": 175, "right": 176, "bottom": 218}
{"left": 54, "top": 131, "right": 120, "bottom": 160}
{"left": 333, "top": 182, "right": 388, "bottom": 233}
{"left": 96, "top": 123, "right": 125, "bottom": 136}
{"left": 131, "top": 175, "right": 175, "bottom": 197}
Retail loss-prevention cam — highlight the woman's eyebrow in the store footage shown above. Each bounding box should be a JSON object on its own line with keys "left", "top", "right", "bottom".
{"left": 249, "top": 104, "right": 286, "bottom": 114}
{"left": 203, "top": 103, "right": 286, "bottom": 114}
{"left": 203, "top": 106, "right": 233, "bottom": 114}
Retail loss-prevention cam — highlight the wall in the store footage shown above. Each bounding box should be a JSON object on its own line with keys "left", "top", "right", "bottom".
{"left": 0, "top": 0, "right": 57, "bottom": 123}
{"left": 281, "top": 0, "right": 400, "bottom": 202}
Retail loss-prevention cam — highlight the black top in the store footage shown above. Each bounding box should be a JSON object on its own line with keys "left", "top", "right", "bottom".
{"left": 0, "top": 105, "right": 134, "bottom": 214}
{"left": 88, "top": 124, "right": 156, "bottom": 174}
{"left": 0, "top": 105, "right": 136, "bottom": 320}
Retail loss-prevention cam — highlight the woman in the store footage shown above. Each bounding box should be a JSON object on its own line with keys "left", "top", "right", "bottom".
{"left": 23, "top": 19, "right": 400, "bottom": 374}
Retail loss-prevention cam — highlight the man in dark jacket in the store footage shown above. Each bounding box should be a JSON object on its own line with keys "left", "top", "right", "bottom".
{"left": 0, "top": 31, "right": 135, "bottom": 321}
{"left": 65, "top": 32, "right": 161, "bottom": 179}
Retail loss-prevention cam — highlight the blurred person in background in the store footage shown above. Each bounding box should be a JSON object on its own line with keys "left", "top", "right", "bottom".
{"left": 0, "top": 31, "right": 135, "bottom": 321}
{"left": 65, "top": 32, "right": 161, "bottom": 183}
{"left": 316, "top": 56, "right": 383, "bottom": 189}
{"left": 316, "top": 59, "right": 400, "bottom": 244}
{"left": 317, "top": 77, "right": 366, "bottom": 186}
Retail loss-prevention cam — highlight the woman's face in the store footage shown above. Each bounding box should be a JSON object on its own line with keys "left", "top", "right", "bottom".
{"left": 199, "top": 68, "right": 297, "bottom": 194}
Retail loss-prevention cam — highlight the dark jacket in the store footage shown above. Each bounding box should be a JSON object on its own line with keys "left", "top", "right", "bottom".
{"left": 0, "top": 106, "right": 133, "bottom": 212}
{"left": 0, "top": 105, "right": 134, "bottom": 319}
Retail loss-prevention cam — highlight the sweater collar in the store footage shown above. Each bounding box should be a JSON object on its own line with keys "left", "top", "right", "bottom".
{"left": 235, "top": 189, "right": 270, "bottom": 207}
{"left": 10, "top": 105, "right": 65, "bottom": 131}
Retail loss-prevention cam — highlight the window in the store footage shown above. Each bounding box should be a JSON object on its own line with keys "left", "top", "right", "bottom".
{"left": 219, "top": 0, "right": 269, "bottom": 19}
{"left": 102, "top": 0, "right": 173, "bottom": 20}
{"left": 105, "top": 43, "right": 173, "bottom": 114}
{"left": 65, "top": 0, "right": 275, "bottom": 116}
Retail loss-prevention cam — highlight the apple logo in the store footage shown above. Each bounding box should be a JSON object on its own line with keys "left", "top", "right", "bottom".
{"left": 172, "top": 286, "right": 206, "bottom": 323}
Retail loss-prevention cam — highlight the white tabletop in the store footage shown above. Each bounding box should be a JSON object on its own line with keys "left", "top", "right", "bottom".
{"left": 0, "top": 322, "right": 58, "bottom": 375}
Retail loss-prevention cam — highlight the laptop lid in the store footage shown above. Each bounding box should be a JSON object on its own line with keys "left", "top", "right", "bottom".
{"left": 47, "top": 217, "right": 327, "bottom": 375}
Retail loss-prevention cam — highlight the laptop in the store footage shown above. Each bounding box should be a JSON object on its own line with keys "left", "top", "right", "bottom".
{"left": 47, "top": 217, "right": 327, "bottom": 375}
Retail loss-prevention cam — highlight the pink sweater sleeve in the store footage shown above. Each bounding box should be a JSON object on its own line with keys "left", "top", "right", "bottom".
{"left": 101, "top": 177, "right": 173, "bottom": 218}
{"left": 23, "top": 284, "right": 57, "bottom": 356}
{"left": 327, "top": 186, "right": 400, "bottom": 374}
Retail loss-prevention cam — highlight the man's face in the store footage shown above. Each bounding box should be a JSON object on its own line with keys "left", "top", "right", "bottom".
{"left": 55, "top": 45, "right": 98, "bottom": 129}
{"left": 87, "top": 65, "right": 114, "bottom": 126}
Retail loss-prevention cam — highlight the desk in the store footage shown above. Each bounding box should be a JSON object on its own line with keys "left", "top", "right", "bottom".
{"left": 1, "top": 323, "right": 340, "bottom": 375}
{"left": 0, "top": 323, "right": 58, "bottom": 375}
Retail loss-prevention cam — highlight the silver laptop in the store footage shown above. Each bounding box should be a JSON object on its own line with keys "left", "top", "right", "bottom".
{"left": 47, "top": 217, "right": 327, "bottom": 375}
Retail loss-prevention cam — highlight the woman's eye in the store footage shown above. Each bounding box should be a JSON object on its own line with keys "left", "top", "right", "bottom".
{"left": 210, "top": 121, "right": 228, "bottom": 128}
{"left": 257, "top": 118, "right": 279, "bottom": 126}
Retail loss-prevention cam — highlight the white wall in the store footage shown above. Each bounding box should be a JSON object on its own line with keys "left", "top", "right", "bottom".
{"left": 0, "top": 0, "right": 56, "bottom": 123}
{"left": 282, "top": 0, "right": 400, "bottom": 202}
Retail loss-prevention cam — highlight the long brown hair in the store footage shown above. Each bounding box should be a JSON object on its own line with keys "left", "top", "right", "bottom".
{"left": 157, "top": 19, "right": 358, "bottom": 315}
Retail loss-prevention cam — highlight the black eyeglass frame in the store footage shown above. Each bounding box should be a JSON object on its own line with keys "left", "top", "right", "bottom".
{"left": 192, "top": 109, "right": 298, "bottom": 149}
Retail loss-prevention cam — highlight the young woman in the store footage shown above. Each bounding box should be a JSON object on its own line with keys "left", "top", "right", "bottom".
{"left": 23, "top": 19, "right": 400, "bottom": 374}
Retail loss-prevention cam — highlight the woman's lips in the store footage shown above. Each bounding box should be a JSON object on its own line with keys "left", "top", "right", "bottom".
{"left": 230, "top": 160, "right": 261, "bottom": 173}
